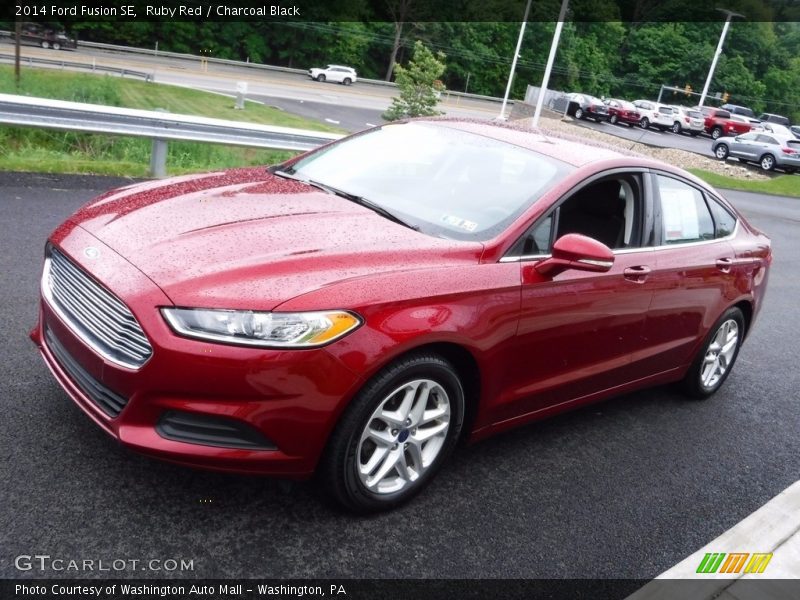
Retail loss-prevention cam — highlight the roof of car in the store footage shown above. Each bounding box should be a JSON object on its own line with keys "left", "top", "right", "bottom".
{"left": 421, "top": 118, "right": 645, "bottom": 168}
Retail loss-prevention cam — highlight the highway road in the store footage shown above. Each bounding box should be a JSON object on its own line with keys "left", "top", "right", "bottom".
{"left": 1, "top": 171, "right": 797, "bottom": 580}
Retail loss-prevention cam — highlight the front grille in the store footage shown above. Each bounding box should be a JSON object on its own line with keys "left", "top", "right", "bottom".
{"left": 45, "top": 325, "right": 129, "bottom": 418}
{"left": 43, "top": 246, "right": 153, "bottom": 369}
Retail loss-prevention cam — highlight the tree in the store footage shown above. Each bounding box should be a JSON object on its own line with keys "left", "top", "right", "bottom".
{"left": 383, "top": 40, "right": 446, "bottom": 121}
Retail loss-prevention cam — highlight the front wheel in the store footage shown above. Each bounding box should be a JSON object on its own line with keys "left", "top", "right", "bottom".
{"left": 609, "top": 114, "right": 618, "bottom": 125}
{"left": 714, "top": 144, "right": 729, "bottom": 160}
{"left": 672, "top": 122, "right": 682, "bottom": 134}
{"left": 342, "top": 78, "right": 352, "bottom": 86}
{"left": 317, "top": 74, "right": 326, "bottom": 82}
{"left": 760, "top": 154, "right": 776, "bottom": 171}
{"left": 574, "top": 108, "right": 584, "bottom": 119}
{"left": 319, "top": 353, "right": 465, "bottom": 512}
{"left": 681, "top": 307, "right": 744, "bottom": 399}
{"left": 41, "top": 41, "right": 50, "bottom": 49}
{"left": 639, "top": 117, "right": 649, "bottom": 129}
{"left": 53, "top": 42, "right": 62, "bottom": 50}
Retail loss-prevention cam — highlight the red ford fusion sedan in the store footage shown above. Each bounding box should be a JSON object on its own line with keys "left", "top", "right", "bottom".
{"left": 31, "top": 119, "right": 771, "bottom": 512}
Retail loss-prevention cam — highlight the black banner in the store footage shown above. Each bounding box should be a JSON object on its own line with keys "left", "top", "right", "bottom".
{"left": 3, "top": 579, "right": 800, "bottom": 600}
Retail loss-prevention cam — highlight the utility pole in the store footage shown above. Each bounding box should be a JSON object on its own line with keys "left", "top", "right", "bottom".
{"left": 698, "top": 9, "right": 743, "bottom": 107}
{"left": 15, "top": 20, "right": 22, "bottom": 88}
{"left": 499, "top": 0, "right": 532, "bottom": 120}
{"left": 531, "top": 0, "right": 570, "bottom": 127}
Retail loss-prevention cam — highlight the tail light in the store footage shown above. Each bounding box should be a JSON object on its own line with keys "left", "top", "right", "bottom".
{"left": 781, "top": 148, "right": 797, "bottom": 155}
{"left": 684, "top": 117, "right": 690, "bottom": 123}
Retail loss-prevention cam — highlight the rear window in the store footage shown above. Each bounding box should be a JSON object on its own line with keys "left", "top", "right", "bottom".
{"left": 788, "top": 141, "right": 800, "bottom": 150}
{"left": 687, "top": 110, "right": 702, "bottom": 118}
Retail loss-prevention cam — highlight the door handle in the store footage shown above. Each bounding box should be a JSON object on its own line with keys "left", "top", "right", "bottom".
{"left": 623, "top": 265, "right": 651, "bottom": 283}
{"left": 716, "top": 258, "right": 733, "bottom": 273}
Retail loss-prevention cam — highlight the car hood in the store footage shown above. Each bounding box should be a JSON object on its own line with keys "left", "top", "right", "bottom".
{"left": 70, "top": 168, "right": 483, "bottom": 309}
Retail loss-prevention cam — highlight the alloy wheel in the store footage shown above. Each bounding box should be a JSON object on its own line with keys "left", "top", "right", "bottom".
{"left": 356, "top": 379, "right": 451, "bottom": 495}
{"left": 700, "top": 319, "right": 740, "bottom": 390}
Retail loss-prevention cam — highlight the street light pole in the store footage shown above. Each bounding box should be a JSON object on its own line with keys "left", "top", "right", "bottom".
{"left": 531, "top": 0, "right": 570, "bottom": 127}
{"left": 698, "top": 9, "right": 743, "bottom": 107}
{"left": 499, "top": 0, "right": 532, "bottom": 120}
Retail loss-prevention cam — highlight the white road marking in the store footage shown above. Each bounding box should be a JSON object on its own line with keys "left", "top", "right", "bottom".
{"left": 325, "top": 118, "right": 341, "bottom": 124}
{"left": 365, "top": 122, "right": 377, "bottom": 127}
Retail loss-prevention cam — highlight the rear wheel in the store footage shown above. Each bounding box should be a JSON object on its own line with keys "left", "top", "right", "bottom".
{"left": 41, "top": 41, "right": 50, "bottom": 49}
{"left": 342, "top": 78, "right": 352, "bottom": 86}
{"left": 53, "top": 42, "right": 61, "bottom": 50}
{"left": 714, "top": 144, "right": 729, "bottom": 160}
{"left": 672, "top": 122, "right": 682, "bottom": 134}
{"left": 681, "top": 307, "right": 744, "bottom": 399}
{"left": 711, "top": 127, "right": 723, "bottom": 140}
{"left": 574, "top": 108, "right": 584, "bottom": 120}
{"left": 319, "top": 353, "right": 465, "bottom": 512}
{"left": 760, "top": 154, "right": 776, "bottom": 171}
{"left": 317, "top": 74, "right": 326, "bottom": 82}
{"left": 609, "top": 114, "right": 618, "bottom": 125}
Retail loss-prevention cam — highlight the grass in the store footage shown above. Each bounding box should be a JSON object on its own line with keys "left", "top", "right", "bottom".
{"left": 0, "top": 66, "right": 344, "bottom": 177}
{"left": 688, "top": 169, "right": 800, "bottom": 199}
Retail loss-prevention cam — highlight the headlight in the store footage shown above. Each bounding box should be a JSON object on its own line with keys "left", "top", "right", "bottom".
{"left": 161, "top": 308, "right": 362, "bottom": 348}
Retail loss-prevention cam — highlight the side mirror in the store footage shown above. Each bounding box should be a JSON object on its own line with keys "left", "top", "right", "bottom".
{"left": 534, "top": 234, "right": 614, "bottom": 278}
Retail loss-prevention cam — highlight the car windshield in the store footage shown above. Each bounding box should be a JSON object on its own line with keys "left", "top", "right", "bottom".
{"left": 285, "top": 122, "right": 572, "bottom": 240}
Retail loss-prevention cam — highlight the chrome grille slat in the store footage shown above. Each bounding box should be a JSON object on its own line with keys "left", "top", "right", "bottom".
{"left": 44, "top": 248, "right": 153, "bottom": 369}
{"left": 50, "top": 258, "right": 144, "bottom": 337}
{"left": 49, "top": 266, "right": 150, "bottom": 353}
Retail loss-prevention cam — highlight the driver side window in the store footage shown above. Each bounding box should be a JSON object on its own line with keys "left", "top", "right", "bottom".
{"left": 517, "top": 175, "right": 644, "bottom": 256}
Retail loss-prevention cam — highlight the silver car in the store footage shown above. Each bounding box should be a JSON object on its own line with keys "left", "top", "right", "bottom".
{"left": 669, "top": 106, "right": 704, "bottom": 136}
{"left": 713, "top": 132, "right": 800, "bottom": 172}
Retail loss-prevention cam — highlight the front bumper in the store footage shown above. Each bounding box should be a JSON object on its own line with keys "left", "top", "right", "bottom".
{"left": 31, "top": 232, "right": 364, "bottom": 478}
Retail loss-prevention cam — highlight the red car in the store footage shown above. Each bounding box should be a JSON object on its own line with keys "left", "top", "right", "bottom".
{"left": 31, "top": 119, "right": 772, "bottom": 512}
{"left": 605, "top": 99, "right": 641, "bottom": 126}
{"left": 697, "top": 106, "right": 752, "bottom": 139}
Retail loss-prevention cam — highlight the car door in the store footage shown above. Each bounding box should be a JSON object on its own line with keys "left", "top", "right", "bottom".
{"left": 636, "top": 172, "right": 740, "bottom": 377}
{"left": 729, "top": 132, "right": 760, "bottom": 160}
{"left": 493, "top": 172, "right": 657, "bottom": 423}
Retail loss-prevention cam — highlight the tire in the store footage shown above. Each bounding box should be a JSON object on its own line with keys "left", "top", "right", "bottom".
{"left": 41, "top": 41, "right": 50, "bottom": 49}
{"left": 672, "top": 122, "right": 682, "bottom": 134}
{"left": 714, "top": 144, "right": 729, "bottom": 160}
{"left": 711, "top": 127, "right": 723, "bottom": 140}
{"left": 639, "top": 117, "right": 649, "bottom": 129}
{"left": 342, "top": 78, "right": 352, "bottom": 86}
{"left": 319, "top": 353, "right": 465, "bottom": 513}
{"left": 53, "top": 42, "right": 61, "bottom": 51}
{"left": 574, "top": 108, "right": 584, "bottom": 120}
{"left": 760, "top": 154, "right": 776, "bottom": 171}
{"left": 681, "top": 307, "right": 745, "bottom": 399}
{"left": 609, "top": 114, "right": 618, "bottom": 125}
{"left": 317, "top": 74, "right": 326, "bottom": 82}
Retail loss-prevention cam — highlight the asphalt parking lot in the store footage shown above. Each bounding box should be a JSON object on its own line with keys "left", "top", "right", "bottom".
{"left": 1, "top": 171, "right": 798, "bottom": 580}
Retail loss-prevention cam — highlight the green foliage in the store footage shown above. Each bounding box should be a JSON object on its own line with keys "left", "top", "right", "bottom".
{"left": 383, "top": 41, "right": 446, "bottom": 121}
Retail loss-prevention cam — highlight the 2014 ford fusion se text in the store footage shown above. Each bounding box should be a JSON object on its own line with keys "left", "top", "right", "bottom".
{"left": 31, "top": 119, "right": 771, "bottom": 512}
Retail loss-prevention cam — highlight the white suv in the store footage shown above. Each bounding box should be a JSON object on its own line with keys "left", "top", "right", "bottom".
{"left": 632, "top": 100, "right": 675, "bottom": 131}
{"left": 669, "top": 106, "right": 705, "bottom": 136}
{"left": 308, "top": 65, "right": 357, "bottom": 85}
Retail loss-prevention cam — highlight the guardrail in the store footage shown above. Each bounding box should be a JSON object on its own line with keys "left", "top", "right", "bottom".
{"left": 0, "top": 93, "right": 343, "bottom": 177}
{"left": 0, "top": 53, "right": 151, "bottom": 80}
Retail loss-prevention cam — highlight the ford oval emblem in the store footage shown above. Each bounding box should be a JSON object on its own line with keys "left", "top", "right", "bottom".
{"left": 84, "top": 247, "right": 100, "bottom": 259}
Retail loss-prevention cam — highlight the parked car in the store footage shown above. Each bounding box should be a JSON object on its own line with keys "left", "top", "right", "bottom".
{"left": 713, "top": 131, "right": 800, "bottom": 172}
{"left": 791, "top": 125, "right": 800, "bottom": 139}
{"left": 632, "top": 100, "right": 674, "bottom": 130}
{"left": 604, "top": 99, "right": 641, "bottom": 126}
{"left": 564, "top": 93, "right": 609, "bottom": 122}
{"left": 31, "top": 118, "right": 772, "bottom": 512}
{"left": 12, "top": 23, "right": 76, "bottom": 50}
{"left": 669, "top": 106, "right": 705, "bottom": 136}
{"left": 758, "top": 113, "right": 791, "bottom": 128}
{"left": 720, "top": 103, "right": 760, "bottom": 125}
{"left": 696, "top": 106, "right": 752, "bottom": 139}
{"left": 762, "top": 123, "right": 793, "bottom": 137}
{"left": 308, "top": 65, "right": 357, "bottom": 85}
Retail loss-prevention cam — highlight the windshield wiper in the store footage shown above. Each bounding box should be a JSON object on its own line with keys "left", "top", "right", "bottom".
{"left": 273, "top": 171, "right": 418, "bottom": 231}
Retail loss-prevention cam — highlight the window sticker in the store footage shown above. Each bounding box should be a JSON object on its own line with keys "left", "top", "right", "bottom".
{"left": 441, "top": 214, "right": 478, "bottom": 232}
{"left": 660, "top": 187, "right": 700, "bottom": 241}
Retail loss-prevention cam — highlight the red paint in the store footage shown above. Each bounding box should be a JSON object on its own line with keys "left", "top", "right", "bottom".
{"left": 30, "top": 119, "right": 772, "bottom": 478}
